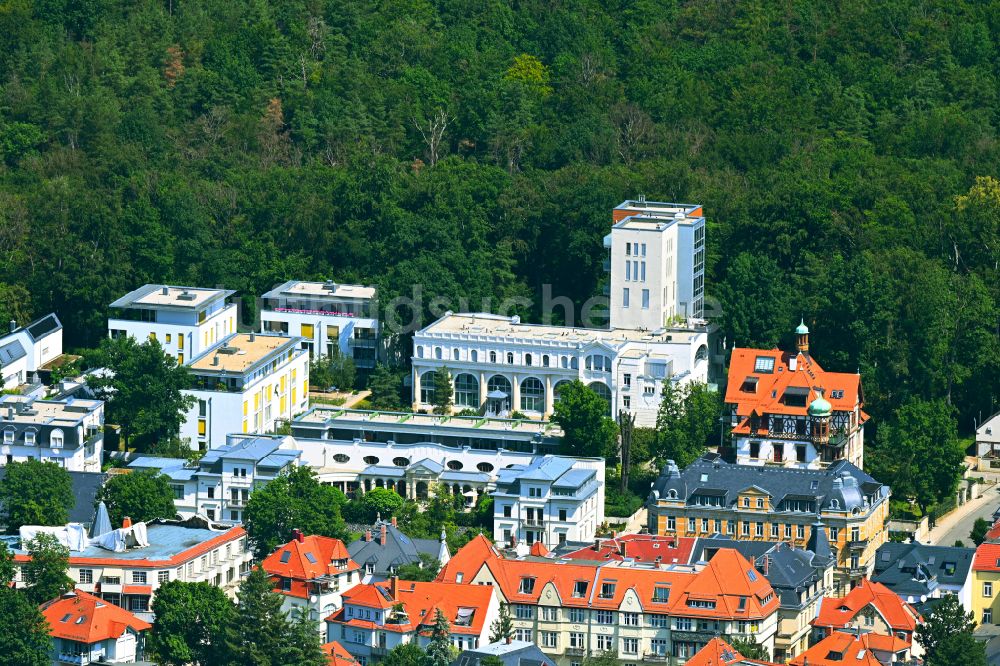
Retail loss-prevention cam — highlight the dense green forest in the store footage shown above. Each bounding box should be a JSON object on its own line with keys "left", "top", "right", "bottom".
{"left": 0, "top": 0, "right": 997, "bottom": 433}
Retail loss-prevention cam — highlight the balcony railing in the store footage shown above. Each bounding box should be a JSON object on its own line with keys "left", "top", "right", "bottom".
{"left": 644, "top": 653, "right": 670, "bottom": 662}
{"left": 565, "top": 647, "right": 587, "bottom": 657}
{"left": 523, "top": 519, "right": 544, "bottom": 527}
{"left": 58, "top": 652, "right": 101, "bottom": 665}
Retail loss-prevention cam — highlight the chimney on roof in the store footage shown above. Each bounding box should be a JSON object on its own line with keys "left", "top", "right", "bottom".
{"left": 506, "top": 634, "right": 513, "bottom": 645}
{"left": 389, "top": 575, "right": 398, "bottom": 600}
{"left": 380, "top": 523, "right": 387, "bottom": 546}
{"left": 593, "top": 538, "right": 601, "bottom": 551}
{"left": 123, "top": 516, "right": 132, "bottom": 529}
{"left": 293, "top": 528, "right": 304, "bottom": 543}
{"left": 762, "top": 556, "right": 770, "bottom": 575}
{"left": 8, "top": 319, "right": 15, "bottom": 333}
{"left": 391, "top": 516, "right": 397, "bottom": 528}
{"left": 365, "top": 529, "right": 372, "bottom": 542}
{"left": 249, "top": 332, "right": 255, "bottom": 342}
{"left": 212, "top": 355, "right": 220, "bottom": 366}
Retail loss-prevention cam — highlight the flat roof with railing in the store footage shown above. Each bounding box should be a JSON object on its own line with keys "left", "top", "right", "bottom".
{"left": 262, "top": 280, "right": 376, "bottom": 301}
{"left": 109, "top": 284, "right": 234, "bottom": 310}
{"left": 294, "top": 407, "right": 564, "bottom": 437}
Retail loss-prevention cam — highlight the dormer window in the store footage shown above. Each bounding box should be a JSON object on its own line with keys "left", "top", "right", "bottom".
{"left": 50, "top": 429, "right": 64, "bottom": 448}
{"left": 519, "top": 577, "right": 536, "bottom": 594}
{"left": 782, "top": 387, "right": 809, "bottom": 407}
{"left": 454, "top": 608, "right": 475, "bottom": 627}
{"left": 599, "top": 582, "right": 616, "bottom": 599}
{"left": 24, "top": 430, "right": 35, "bottom": 446}
{"left": 573, "top": 581, "right": 588, "bottom": 597}
{"left": 741, "top": 377, "right": 758, "bottom": 393}
{"left": 653, "top": 586, "right": 670, "bottom": 602}
{"left": 3, "top": 429, "right": 13, "bottom": 444}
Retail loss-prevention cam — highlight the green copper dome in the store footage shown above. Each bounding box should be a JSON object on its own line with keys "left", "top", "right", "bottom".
{"left": 808, "top": 391, "right": 832, "bottom": 417}
{"left": 796, "top": 319, "right": 809, "bottom": 335}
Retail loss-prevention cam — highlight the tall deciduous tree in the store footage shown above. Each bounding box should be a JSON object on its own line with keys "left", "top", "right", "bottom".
{"left": 88, "top": 336, "right": 196, "bottom": 449}
{"left": 0, "top": 459, "right": 74, "bottom": 533}
{"left": 916, "top": 593, "right": 977, "bottom": 664}
{"left": 382, "top": 643, "right": 426, "bottom": 666}
{"left": 551, "top": 380, "right": 618, "bottom": 459}
{"left": 928, "top": 632, "right": 986, "bottom": 666}
{"left": 432, "top": 367, "right": 453, "bottom": 415}
{"left": 243, "top": 466, "right": 349, "bottom": 559}
{"left": 654, "top": 382, "right": 721, "bottom": 468}
{"left": 0, "top": 587, "right": 50, "bottom": 666}
{"left": 96, "top": 468, "right": 178, "bottom": 527}
{"left": 150, "top": 581, "right": 236, "bottom": 666}
{"left": 22, "top": 533, "right": 74, "bottom": 605}
{"left": 868, "top": 398, "right": 966, "bottom": 516}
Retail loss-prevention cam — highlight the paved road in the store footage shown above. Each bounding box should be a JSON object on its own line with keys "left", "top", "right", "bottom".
{"left": 930, "top": 487, "right": 1000, "bottom": 546}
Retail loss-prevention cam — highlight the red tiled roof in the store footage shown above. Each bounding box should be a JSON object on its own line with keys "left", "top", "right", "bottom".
{"left": 813, "top": 579, "right": 921, "bottom": 633}
{"left": 529, "top": 542, "right": 550, "bottom": 557}
{"left": 687, "top": 637, "right": 779, "bottom": 666}
{"left": 790, "top": 631, "right": 910, "bottom": 666}
{"left": 261, "top": 534, "right": 360, "bottom": 599}
{"left": 983, "top": 520, "right": 1000, "bottom": 544}
{"left": 332, "top": 580, "right": 494, "bottom": 636}
{"left": 323, "top": 641, "right": 360, "bottom": 666}
{"left": 560, "top": 534, "right": 696, "bottom": 565}
{"left": 974, "top": 543, "right": 1000, "bottom": 571}
{"left": 725, "top": 347, "right": 865, "bottom": 434}
{"left": 121, "top": 585, "right": 152, "bottom": 595}
{"left": 436, "top": 534, "right": 500, "bottom": 584}
{"left": 41, "top": 590, "right": 151, "bottom": 644}
{"left": 439, "top": 538, "right": 778, "bottom": 620}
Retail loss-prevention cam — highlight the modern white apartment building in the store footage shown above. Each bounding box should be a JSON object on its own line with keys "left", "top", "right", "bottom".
{"left": 609, "top": 199, "right": 706, "bottom": 323}
{"left": 0, "top": 313, "right": 64, "bottom": 390}
{"left": 411, "top": 312, "right": 708, "bottom": 426}
{"left": 180, "top": 332, "right": 310, "bottom": 450}
{"left": 108, "top": 284, "right": 237, "bottom": 364}
{"left": 492, "top": 455, "right": 605, "bottom": 547}
{"left": 11, "top": 518, "right": 253, "bottom": 618}
{"left": 260, "top": 280, "right": 379, "bottom": 370}
{"left": 0, "top": 394, "right": 104, "bottom": 471}
{"left": 128, "top": 434, "right": 301, "bottom": 524}
{"left": 410, "top": 200, "right": 710, "bottom": 427}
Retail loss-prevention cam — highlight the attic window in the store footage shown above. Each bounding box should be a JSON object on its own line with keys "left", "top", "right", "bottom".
{"left": 810, "top": 481, "right": 819, "bottom": 490}
{"left": 754, "top": 356, "right": 775, "bottom": 373}
{"left": 653, "top": 586, "right": 670, "bottom": 602}
{"left": 573, "top": 581, "right": 588, "bottom": 598}
{"left": 304, "top": 552, "right": 317, "bottom": 564}
{"left": 700, "top": 474, "right": 708, "bottom": 483}
{"left": 60, "top": 613, "right": 72, "bottom": 623}
{"left": 782, "top": 387, "right": 809, "bottom": 407}
{"left": 280, "top": 551, "right": 291, "bottom": 563}
{"left": 741, "top": 377, "right": 758, "bottom": 393}
{"left": 519, "top": 577, "right": 536, "bottom": 594}
{"left": 75, "top": 616, "right": 86, "bottom": 624}
{"left": 454, "top": 608, "right": 475, "bottom": 627}
{"left": 737, "top": 596, "right": 747, "bottom": 611}
{"left": 599, "top": 582, "right": 616, "bottom": 599}
{"left": 746, "top": 569, "right": 758, "bottom": 582}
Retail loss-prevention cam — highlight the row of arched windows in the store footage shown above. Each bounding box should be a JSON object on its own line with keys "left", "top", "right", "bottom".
{"left": 415, "top": 345, "right": 606, "bottom": 372}
{"left": 419, "top": 371, "right": 611, "bottom": 414}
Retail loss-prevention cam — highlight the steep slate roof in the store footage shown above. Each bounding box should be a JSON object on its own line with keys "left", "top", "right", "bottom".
{"left": 725, "top": 346, "right": 865, "bottom": 433}
{"left": 872, "top": 542, "right": 974, "bottom": 600}
{"left": 687, "top": 637, "right": 778, "bottom": 666}
{"left": 41, "top": 590, "right": 150, "bottom": 644}
{"left": 559, "top": 534, "right": 696, "bottom": 565}
{"left": 452, "top": 640, "right": 553, "bottom": 666}
{"left": 347, "top": 521, "right": 441, "bottom": 576}
{"left": 814, "top": 579, "right": 921, "bottom": 633}
{"left": 790, "top": 631, "right": 910, "bottom": 666}
{"left": 649, "top": 453, "right": 888, "bottom": 513}
{"left": 322, "top": 641, "right": 360, "bottom": 666}
{"left": 262, "top": 534, "right": 360, "bottom": 600}
{"left": 334, "top": 580, "right": 494, "bottom": 636}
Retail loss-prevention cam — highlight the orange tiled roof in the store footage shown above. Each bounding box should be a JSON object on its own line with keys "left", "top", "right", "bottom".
{"left": 974, "top": 543, "right": 1000, "bottom": 571}
{"left": 813, "top": 579, "right": 921, "bottom": 633}
{"left": 983, "top": 520, "right": 1000, "bottom": 544}
{"left": 262, "top": 534, "right": 360, "bottom": 599}
{"left": 725, "top": 347, "right": 864, "bottom": 432}
{"left": 790, "top": 631, "right": 910, "bottom": 666}
{"left": 687, "top": 637, "right": 779, "bottom": 666}
{"left": 439, "top": 538, "right": 779, "bottom": 620}
{"left": 322, "top": 641, "right": 360, "bottom": 666}
{"left": 41, "top": 590, "right": 151, "bottom": 644}
{"left": 332, "top": 580, "right": 494, "bottom": 636}
{"left": 529, "top": 542, "right": 550, "bottom": 557}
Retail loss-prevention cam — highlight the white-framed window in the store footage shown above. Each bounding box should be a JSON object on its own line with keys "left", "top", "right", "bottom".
{"left": 541, "top": 606, "right": 558, "bottom": 621}
{"left": 985, "top": 582, "right": 993, "bottom": 597}
{"left": 596, "top": 635, "right": 612, "bottom": 651}
{"left": 78, "top": 569, "right": 93, "bottom": 584}
{"left": 49, "top": 429, "right": 64, "bottom": 448}
{"left": 24, "top": 430, "right": 35, "bottom": 446}
{"left": 541, "top": 631, "right": 558, "bottom": 648}
{"left": 132, "top": 571, "right": 147, "bottom": 584}
{"left": 622, "top": 637, "right": 639, "bottom": 655}
{"left": 985, "top": 609, "right": 993, "bottom": 624}
{"left": 158, "top": 570, "right": 170, "bottom": 584}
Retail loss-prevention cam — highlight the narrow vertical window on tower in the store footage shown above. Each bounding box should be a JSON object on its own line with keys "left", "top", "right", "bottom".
{"left": 626, "top": 262, "right": 631, "bottom": 281}
{"left": 623, "top": 288, "right": 630, "bottom": 308}
{"left": 642, "top": 290, "right": 650, "bottom": 309}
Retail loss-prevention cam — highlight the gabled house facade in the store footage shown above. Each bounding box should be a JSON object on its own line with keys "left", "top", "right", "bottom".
{"left": 262, "top": 530, "right": 362, "bottom": 624}
{"left": 326, "top": 578, "right": 499, "bottom": 664}
{"left": 40, "top": 590, "right": 151, "bottom": 664}
{"left": 724, "top": 323, "right": 867, "bottom": 469}
{"left": 812, "top": 579, "right": 922, "bottom": 657}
